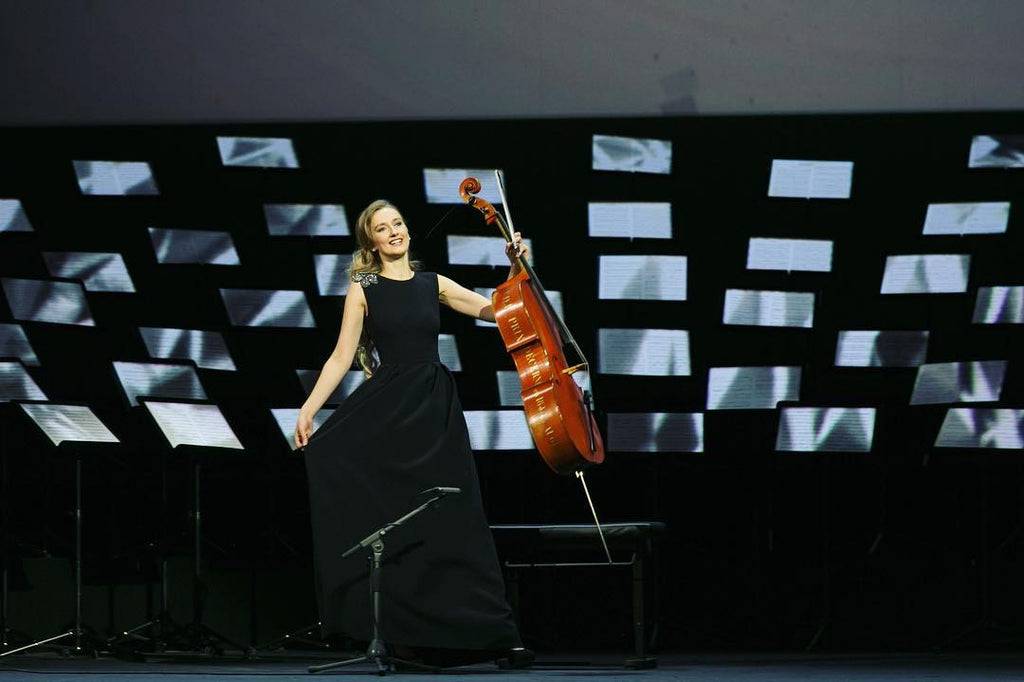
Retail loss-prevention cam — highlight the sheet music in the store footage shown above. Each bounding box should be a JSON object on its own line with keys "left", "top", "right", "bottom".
{"left": 768, "top": 160, "right": 853, "bottom": 199}
{"left": 19, "top": 403, "right": 119, "bottom": 446}
{"left": 0, "top": 361, "right": 48, "bottom": 401}
{"left": 606, "top": 412, "right": 704, "bottom": 453}
{"left": 747, "top": 238, "right": 833, "bottom": 273}
{"left": 936, "top": 408, "right": 1024, "bottom": 449}
{"left": 588, "top": 202, "right": 672, "bottom": 239}
{"left": 922, "top": 202, "right": 1010, "bottom": 235}
{"left": 598, "top": 329, "right": 690, "bottom": 376}
{"left": 592, "top": 135, "right": 672, "bottom": 174}
{"left": 143, "top": 401, "right": 243, "bottom": 449}
{"left": 723, "top": 289, "right": 815, "bottom": 328}
{"left": 599, "top": 255, "right": 687, "bottom": 301}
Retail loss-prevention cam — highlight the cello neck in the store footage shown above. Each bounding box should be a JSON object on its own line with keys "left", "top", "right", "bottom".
{"left": 460, "top": 175, "right": 593, "bottom": 377}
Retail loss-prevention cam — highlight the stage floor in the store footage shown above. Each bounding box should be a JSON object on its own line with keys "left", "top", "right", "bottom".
{"left": 2, "top": 650, "right": 1024, "bottom": 681}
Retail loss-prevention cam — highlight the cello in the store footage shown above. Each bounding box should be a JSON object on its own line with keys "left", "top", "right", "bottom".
{"left": 459, "top": 174, "right": 612, "bottom": 560}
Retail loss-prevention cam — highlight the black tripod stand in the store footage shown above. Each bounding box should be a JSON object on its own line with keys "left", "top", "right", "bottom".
{"left": 1, "top": 403, "right": 119, "bottom": 658}
{"left": 114, "top": 451, "right": 247, "bottom": 655}
{"left": 114, "top": 402, "right": 249, "bottom": 656}
{"left": 308, "top": 487, "right": 460, "bottom": 675}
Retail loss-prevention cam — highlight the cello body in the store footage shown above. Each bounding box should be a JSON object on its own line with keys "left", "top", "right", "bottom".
{"left": 459, "top": 177, "right": 604, "bottom": 474}
{"left": 493, "top": 272, "right": 605, "bottom": 474}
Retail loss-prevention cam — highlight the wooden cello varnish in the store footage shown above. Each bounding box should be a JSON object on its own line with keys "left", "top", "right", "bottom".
{"left": 459, "top": 177, "right": 604, "bottom": 474}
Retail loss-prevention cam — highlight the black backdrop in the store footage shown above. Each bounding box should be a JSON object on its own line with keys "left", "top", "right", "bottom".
{"left": 1, "top": 111, "right": 1022, "bottom": 652}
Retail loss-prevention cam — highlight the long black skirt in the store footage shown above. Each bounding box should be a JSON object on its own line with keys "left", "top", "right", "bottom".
{"left": 304, "top": 361, "right": 519, "bottom": 650}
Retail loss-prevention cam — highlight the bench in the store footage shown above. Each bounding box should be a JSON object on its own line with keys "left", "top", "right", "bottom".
{"left": 489, "top": 522, "right": 666, "bottom": 668}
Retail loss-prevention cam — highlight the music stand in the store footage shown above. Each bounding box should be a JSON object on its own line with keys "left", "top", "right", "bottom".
{"left": 308, "top": 487, "right": 461, "bottom": 675}
{"left": 0, "top": 401, "right": 119, "bottom": 658}
{"left": 133, "top": 399, "right": 248, "bottom": 655}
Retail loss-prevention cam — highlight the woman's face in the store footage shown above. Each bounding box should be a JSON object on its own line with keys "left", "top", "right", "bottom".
{"left": 368, "top": 207, "right": 410, "bottom": 259}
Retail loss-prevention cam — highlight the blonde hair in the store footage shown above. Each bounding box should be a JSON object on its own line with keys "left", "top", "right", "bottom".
{"left": 348, "top": 199, "right": 394, "bottom": 278}
{"left": 348, "top": 200, "right": 422, "bottom": 377}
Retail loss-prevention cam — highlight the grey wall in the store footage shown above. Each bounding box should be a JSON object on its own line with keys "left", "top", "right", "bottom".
{"left": 1, "top": 0, "right": 1023, "bottom": 125}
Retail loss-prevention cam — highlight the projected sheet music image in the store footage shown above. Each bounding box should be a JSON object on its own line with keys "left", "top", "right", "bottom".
{"left": 969, "top": 135, "right": 1024, "bottom": 168}
{"left": 2, "top": 278, "right": 95, "bottom": 326}
{"left": 1, "top": 361, "right": 48, "bottom": 401}
{"left": 0, "top": 199, "right": 32, "bottom": 233}
{"left": 607, "top": 412, "right": 703, "bottom": 452}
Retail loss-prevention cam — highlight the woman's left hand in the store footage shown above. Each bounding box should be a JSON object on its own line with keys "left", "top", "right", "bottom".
{"left": 505, "top": 232, "right": 529, "bottom": 266}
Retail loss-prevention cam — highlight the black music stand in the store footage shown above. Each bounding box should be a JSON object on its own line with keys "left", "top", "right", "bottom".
{"left": 104, "top": 408, "right": 183, "bottom": 655}
{"left": 308, "top": 487, "right": 460, "bottom": 675}
{"left": 0, "top": 402, "right": 120, "bottom": 658}
{"left": 127, "top": 399, "right": 248, "bottom": 656}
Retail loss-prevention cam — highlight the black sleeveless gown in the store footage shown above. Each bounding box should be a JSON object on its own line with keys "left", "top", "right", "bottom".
{"left": 304, "top": 271, "right": 520, "bottom": 653}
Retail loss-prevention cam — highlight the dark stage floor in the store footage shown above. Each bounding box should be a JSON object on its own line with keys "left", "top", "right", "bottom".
{"left": 2, "top": 650, "right": 1024, "bottom": 681}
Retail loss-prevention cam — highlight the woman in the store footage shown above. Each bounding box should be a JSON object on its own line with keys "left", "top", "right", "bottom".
{"left": 294, "top": 199, "right": 530, "bottom": 667}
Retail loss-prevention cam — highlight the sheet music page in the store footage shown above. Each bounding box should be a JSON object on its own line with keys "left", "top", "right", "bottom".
{"left": 588, "top": 203, "right": 672, "bottom": 239}
{"left": 748, "top": 238, "right": 833, "bottom": 273}
{"left": 923, "top": 202, "right": 1010, "bottom": 235}
{"left": 144, "top": 402, "right": 243, "bottom": 449}
{"left": 1, "top": 361, "right": 48, "bottom": 400}
{"left": 769, "top": 160, "right": 852, "bottom": 199}
{"left": 599, "top": 255, "right": 687, "bottom": 301}
{"left": 20, "top": 404, "right": 119, "bottom": 446}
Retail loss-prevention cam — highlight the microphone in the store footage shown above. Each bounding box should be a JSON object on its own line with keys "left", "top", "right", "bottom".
{"left": 420, "top": 486, "right": 461, "bottom": 496}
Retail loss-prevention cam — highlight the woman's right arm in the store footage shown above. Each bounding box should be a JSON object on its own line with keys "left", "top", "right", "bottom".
{"left": 294, "top": 281, "right": 366, "bottom": 449}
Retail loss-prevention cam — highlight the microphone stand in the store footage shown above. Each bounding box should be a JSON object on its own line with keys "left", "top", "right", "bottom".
{"left": 308, "top": 487, "right": 460, "bottom": 675}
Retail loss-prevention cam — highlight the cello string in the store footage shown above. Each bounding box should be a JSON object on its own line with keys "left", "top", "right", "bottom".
{"left": 490, "top": 171, "right": 591, "bottom": 371}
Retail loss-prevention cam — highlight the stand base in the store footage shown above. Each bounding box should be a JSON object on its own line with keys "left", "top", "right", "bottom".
{"left": 107, "top": 614, "right": 248, "bottom": 657}
{"left": 252, "top": 621, "right": 329, "bottom": 653}
{"left": 309, "top": 640, "right": 439, "bottom": 675}
{"left": 1, "top": 627, "right": 107, "bottom": 658}
{"left": 309, "top": 654, "right": 438, "bottom": 675}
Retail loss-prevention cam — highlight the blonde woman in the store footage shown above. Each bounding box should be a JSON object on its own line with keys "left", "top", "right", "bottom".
{"left": 295, "top": 199, "right": 531, "bottom": 668}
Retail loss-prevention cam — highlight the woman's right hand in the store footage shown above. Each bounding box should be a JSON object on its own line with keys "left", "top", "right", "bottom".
{"left": 294, "top": 411, "right": 314, "bottom": 450}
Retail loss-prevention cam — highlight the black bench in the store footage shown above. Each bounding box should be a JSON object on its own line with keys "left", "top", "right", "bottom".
{"left": 489, "top": 522, "right": 666, "bottom": 668}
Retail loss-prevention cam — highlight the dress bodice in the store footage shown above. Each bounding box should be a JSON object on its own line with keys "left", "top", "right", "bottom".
{"left": 359, "top": 271, "right": 440, "bottom": 365}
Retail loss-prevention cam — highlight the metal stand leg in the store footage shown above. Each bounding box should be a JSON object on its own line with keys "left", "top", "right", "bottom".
{"left": 2, "top": 453, "right": 97, "bottom": 658}
{"left": 308, "top": 541, "right": 436, "bottom": 675}
{"left": 182, "top": 459, "right": 247, "bottom": 654}
{"left": 308, "top": 492, "right": 460, "bottom": 675}
{"left": 251, "top": 621, "right": 327, "bottom": 653}
{"left": 106, "top": 446, "right": 181, "bottom": 654}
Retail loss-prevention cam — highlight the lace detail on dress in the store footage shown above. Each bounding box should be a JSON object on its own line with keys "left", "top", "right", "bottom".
{"left": 352, "top": 272, "right": 378, "bottom": 288}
